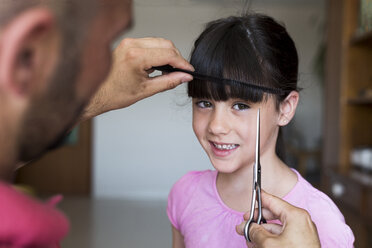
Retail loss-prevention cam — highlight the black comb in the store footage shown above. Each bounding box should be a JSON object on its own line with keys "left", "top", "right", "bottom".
{"left": 153, "top": 65, "right": 287, "bottom": 96}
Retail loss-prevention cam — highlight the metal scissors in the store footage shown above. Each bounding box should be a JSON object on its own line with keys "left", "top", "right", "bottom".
{"left": 244, "top": 108, "right": 266, "bottom": 242}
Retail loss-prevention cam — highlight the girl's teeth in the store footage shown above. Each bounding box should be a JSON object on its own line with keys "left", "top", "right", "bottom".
{"left": 214, "top": 143, "right": 237, "bottom": 150}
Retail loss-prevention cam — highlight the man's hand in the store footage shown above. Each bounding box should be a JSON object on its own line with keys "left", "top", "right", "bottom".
{"left": 236, "top": 191, "right": 321, "bottom": 248}
{"left": 82, "top": 37, "right": 194, "bottom": 120}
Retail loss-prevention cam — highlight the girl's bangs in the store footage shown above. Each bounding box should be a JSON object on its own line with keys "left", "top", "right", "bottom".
{"left": 187, "top": 18, "right": 271, "bottom": 103}
{"left": 188, "top": 79, "right": 266, "bottom": 103}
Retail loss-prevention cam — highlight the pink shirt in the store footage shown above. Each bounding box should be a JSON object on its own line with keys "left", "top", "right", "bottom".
{"left": 0, "top": 181, "right": 69, "bottom": 248}
{"left": 167, "top": 169, "right": 354, "bottom": 248}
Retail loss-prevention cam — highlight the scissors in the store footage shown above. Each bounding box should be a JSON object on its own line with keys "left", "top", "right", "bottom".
{"left": 244, "top": 108, "right": 266, "bottom": 242}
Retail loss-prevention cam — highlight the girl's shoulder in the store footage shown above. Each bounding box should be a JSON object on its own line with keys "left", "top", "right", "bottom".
{"left": 167, "top": 170, "right": 217, "bottom": 230}
{"left": 170, "top": 170, "right": 216, "bottom": 195}
{"left": 177, "top": 169, "right": 215, "bottom": 183}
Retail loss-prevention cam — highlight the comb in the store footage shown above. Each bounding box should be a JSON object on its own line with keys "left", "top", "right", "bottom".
{"left": 153, "top": 65, "right": 287, "bottom": 95}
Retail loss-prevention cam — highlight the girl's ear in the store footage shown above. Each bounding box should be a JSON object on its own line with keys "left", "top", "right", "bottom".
{"left": 0, "top": 7, "right": 59, "bottom": 97}
{"left": 278, "top": 91, "right": 299, "bottom": 126}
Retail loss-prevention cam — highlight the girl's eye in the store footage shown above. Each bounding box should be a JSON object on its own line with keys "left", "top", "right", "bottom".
{"left": 196, "top": 100, "right": 213, "bottom": 108}
{"left": 233, "top": 103, "right": 250, "bottom": 110}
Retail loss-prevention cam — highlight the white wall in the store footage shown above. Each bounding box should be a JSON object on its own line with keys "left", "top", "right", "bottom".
{"left": 93, "top": 0, "right": 325, "bottom": 199}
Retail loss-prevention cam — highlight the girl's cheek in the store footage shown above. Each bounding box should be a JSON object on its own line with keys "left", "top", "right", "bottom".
{"left": 192, "top": 119, "right": 203, "bottom": 139}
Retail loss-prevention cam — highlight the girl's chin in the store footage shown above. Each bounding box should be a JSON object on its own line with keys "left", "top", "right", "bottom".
{"left": 210, "top": 160, "right": 239, "bottom": 173}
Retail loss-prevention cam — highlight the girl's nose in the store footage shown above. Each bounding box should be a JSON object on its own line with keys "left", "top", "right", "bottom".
{"left": 207, "top": 110, "right": 230, "bottom": 135}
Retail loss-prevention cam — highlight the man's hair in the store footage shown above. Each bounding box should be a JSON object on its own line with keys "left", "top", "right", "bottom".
{"left": 0, "top": 1, "right": 35, "bottom": 25}
{"left": 0, "top": 0, "right": 94, "bottom": 43}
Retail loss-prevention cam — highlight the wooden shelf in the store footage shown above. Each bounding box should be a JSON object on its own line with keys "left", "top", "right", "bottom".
{"left": 323, "top": 1, "right": 372, "bottom": 246}
{"left": 351, "top": 30, "right": 372, "bottom": 46}
{"left": 332, "top": 168, "right": 372, "bottom": 189}
{"left": 350, "top": 170, "right": 372, "bottom": 188}
{"left": 327, "top": 169, "right": 372, "bottom": 189}
{"left": 348, "top": 97, "right": 372, "bottom": 105}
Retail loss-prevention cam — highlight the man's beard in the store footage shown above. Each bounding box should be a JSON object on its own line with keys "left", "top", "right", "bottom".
{"left": 17, "top": 45, "right": 87, "bottom": 163}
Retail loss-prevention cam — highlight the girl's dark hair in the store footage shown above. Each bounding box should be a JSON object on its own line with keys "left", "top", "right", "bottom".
{"left": 188, "top": 13, "right": 299, "bottom": 161}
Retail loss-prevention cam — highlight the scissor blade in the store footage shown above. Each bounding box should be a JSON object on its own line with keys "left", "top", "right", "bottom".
{"left": 255, "top": 109, "right": 261, "bottom": 188}
{"left": 256, "top": 109, "right": 260, "bottom": 165}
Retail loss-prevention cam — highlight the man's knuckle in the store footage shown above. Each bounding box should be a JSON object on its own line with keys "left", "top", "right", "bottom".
{"left": 126, "top": 48, "right": 140, "bottom": 60}
{"left": 170, "top": 48, "right": 179, "bottom": 57}
{"left": 299, "top": 208, "right": 310, "bottom": 217}
{"left": 167, "top": 80, "right": 178, "bottom": 89}
{"left": 293, "top": 208, "right": 311, "bottom": 221}
{"left": 120, "top": 38, "right": 133, "bottom": 48}
{"left": 162, "top": 39, "right": 174, "bottom": 48}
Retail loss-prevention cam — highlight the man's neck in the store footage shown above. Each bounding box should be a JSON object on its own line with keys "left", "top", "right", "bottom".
{"left": 0, "top": 153, "right": 16, "bottom": 182}
{"left": 0, "top": 111, "right": 17, "bottom": 182}
{"left": 0, "top": 135, "right": 16, "bottom": 181}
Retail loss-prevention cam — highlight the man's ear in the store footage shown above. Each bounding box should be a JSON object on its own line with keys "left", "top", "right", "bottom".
{"left": 0, "top": 7, "right": 60, "bottom": 97}
{"left": 278, "top": 91, "right": 299, "bottom": 126}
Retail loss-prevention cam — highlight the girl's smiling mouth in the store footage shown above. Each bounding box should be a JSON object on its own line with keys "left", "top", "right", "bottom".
{"left": 209, "top": 141, "right": 240, "bottom": 157}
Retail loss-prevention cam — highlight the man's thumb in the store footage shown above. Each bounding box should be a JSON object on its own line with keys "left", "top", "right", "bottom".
{"left": 249, "top": 223, "right": 274, "bottom": 246}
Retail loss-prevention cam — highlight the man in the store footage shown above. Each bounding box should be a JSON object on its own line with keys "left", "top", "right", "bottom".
{"left": 0, "top": 0, "right": 194, "bottom": 175}
{"left": 0, "top": 0, "right": 321, "bottom": 247}
{"left": 0, "top": 1, "right": 193, "bottom": 246}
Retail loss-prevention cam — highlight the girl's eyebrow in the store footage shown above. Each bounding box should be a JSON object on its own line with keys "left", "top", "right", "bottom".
{"left": 230, "top": 98, "right": 252, "bottom": 104}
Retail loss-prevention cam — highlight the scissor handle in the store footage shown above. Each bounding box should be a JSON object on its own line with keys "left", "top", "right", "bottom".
{"left": 244, "top": 215, "right": 254, "bottom": 242}
{"left": 244, "top": 215, "right": 267, "bottom": 242}
{"left": 243, "top": 183, "right": 266, "bottom": 242}
{"left": 256, "top": 184, "right": 265, "bottom": 225}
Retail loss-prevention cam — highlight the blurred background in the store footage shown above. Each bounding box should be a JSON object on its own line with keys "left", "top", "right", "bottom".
{"left": 15, "top": 0, "right": 372, "bottom": 247}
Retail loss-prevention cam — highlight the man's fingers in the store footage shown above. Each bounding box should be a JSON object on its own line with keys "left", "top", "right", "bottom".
{"left": 235, "top": 222, "right": 279, "bottom": 240}
{"left": 242, "top": 191, "right": 307, "bottom": 225}
{"left": 243, "top": 207, "right": 277, "bottom": 222}
{"left": 261, "top": 223, "right": 283, "bottom": 235}
{"left": 260, "top": 190, "right": 301, "bottom": 223}
{"left": 143, "top": 48, "right": 194, "bottom": 72}
{"left": 146, "top": 72, "right": 192, "bottom": 94}
{"left": 235, "top": 221, "right": 246, "bottom": 236}
{"left": 236, "top": 221, "right": 282, "bottom": 248}
{"left": 123, "top": 47, "right": 193, "bottom": 73}
{"left": 122, "top": 37, "right": 178, "bottom": 50}
{"left": 119, "top": 38, "right": 193, "bottom": 72}
{"left": 249, "top": 223, "right": 275, "bottom": 245}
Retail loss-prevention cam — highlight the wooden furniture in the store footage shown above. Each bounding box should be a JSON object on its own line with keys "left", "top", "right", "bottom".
{"left": 322, "top": 0, "right": 372, "bottom": 247}
{"left": 15, "top": 121, "right": 92, "bottom": 195}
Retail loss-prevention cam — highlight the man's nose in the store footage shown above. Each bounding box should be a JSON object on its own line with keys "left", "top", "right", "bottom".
{"left": 207, "top": 110, "right": 230, "bottom": 135}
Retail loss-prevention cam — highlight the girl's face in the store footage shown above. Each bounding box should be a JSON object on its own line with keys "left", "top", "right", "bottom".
{"left": 192, "top": 97, "right": 280, "bottom": 173}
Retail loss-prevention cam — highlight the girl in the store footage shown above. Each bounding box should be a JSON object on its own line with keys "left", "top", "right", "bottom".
{"left": 167, "top": 13, "right": 354, "bottom": 247}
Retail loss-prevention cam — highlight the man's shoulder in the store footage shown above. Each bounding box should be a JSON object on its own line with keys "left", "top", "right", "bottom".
{"left": 0, "top": 181, "right": 69, "bottom": 246}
